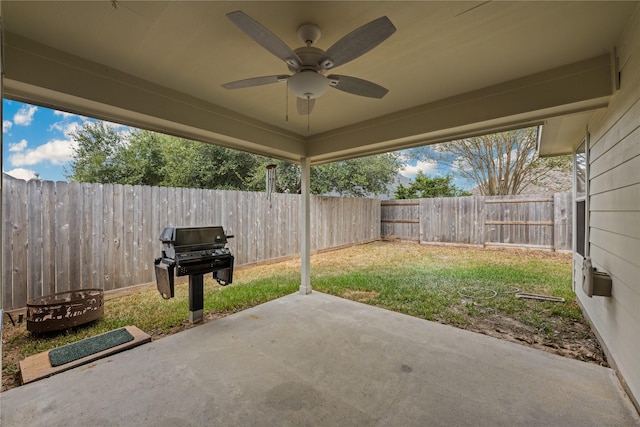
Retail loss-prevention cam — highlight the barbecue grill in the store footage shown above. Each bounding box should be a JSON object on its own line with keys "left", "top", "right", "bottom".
{"left": 154, "top": 226, "right": 234, "bottom": 323}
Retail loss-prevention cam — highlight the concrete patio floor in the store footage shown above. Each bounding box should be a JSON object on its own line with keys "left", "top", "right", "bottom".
{"left": 2, "top": 292, "right": 638, "bottom": 426}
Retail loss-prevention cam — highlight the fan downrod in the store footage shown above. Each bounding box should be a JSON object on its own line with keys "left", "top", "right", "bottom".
{"left": 297, "top": 24, "right": 321, "bottom": 45}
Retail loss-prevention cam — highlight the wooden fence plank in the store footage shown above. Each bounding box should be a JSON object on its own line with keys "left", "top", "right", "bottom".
{"left": 3, "top": 178, "right": 13, "bottom": 308}
{"left": 485, "top": 221, "right": 554, "bottom": 226}
{"left": 81, "top": 183, "right": 94, "bottom": 290}
{"left": 122, "top": 185, "right": 135, "bottom": 288}
{"left": 67, "top": 183, "right": 82, "bottom": 289}
{"left": 42, "top": 181, "right": 56, "bottom": 296}
{"left": 554, "top": 192, "right": 573, "bottom": 251}
{"left": 272, "top": 193, "right": 283, "bottom": 258}
{"left": 485, "top": 198, "right": 554, "bottom": 203}
{"left": 253, "top": 192, "right": 263, "bottom": 262}
{"left": 54, "top": 182, "right": 70, "bottom": 295}
{"left": 92, "top": 184, "right": 104, "bottom": 290}
{"left": 131, "top": 185, "right": 143, "bottom": 285}
{"left": 259, "top": 192, "right": 270, "bottom": 261}
{"left": 380, "top": 201, "right": 419, "bottom": 206}
{"left": 27, "top": 179, "right": 43, "bottom": 302}
{"left": 141, "top": 185, "right": 154, "bottom": 283}
{"left": 290, "top": 193, "right": 299, "bottom": 254}
{"left": 11, "top": 180, "right": 29, "bottom": 308}
{"left": 112, "top": 184, "right": 125, "bottom": 290}
{"left": 102, "top": 184, "right": 115, "bottom": 291}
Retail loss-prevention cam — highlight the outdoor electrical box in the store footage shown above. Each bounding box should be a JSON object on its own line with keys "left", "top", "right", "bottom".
{"left": 582, "top": 257, "right": 613, "bottom": 298}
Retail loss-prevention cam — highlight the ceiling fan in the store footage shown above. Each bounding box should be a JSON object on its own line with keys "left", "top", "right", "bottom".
{"left": 222, "top": 11, "right": 396, "bottom": 115}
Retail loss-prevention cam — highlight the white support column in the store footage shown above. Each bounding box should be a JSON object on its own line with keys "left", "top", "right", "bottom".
{"left": 299, "top": 157, "right": 312, "bottom": 295}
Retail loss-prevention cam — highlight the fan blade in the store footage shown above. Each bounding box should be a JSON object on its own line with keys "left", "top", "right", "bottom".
{"left": 297, "top": 97, "right": 316, "bottom": 115}
{"left": 327, "top": 75, "right": 388, "bottom": 98}
{"left": 320, "top": 16, "right": 396, "bottom": 70}
{"left": 227, "top": 11, "right": 301, "bottom": 68}
{"left": 222, "top": 75, "right": 289, "bottom": 89}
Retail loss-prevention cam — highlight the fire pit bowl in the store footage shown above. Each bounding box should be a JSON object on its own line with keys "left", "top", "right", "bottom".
{"left": 26, "top": 289, "right": 104, "bottom": 333}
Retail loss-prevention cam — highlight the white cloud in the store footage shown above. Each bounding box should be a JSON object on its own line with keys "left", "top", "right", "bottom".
{"left": 3, "top": 120, "right": 12, "bottom": 133}
{"left": 13, "top": 105, "right": 38, "bottom": 126}
{"left": 8, "top": 139, "right": 28, "bottom": 152}
{"left": 49, "top": 120, "right": 84, "bottom": 138}
{"left": 49, "top": 117, "right": 132, "bottom": 141}
{"left": 4, "top": 168, "right": 38, "bottom": 181}
{"left": 8, "top": 139, "right": 77, "bottom": 167}
{"left": 400, "top": 159, "right": 438, "bottom": 179}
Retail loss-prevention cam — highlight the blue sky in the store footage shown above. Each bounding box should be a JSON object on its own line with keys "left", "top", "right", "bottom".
{"left": 3, "top": 99, "right": 464, "bottom": 188}
{"left": 3, "top": 99, "right": 88, "bottom": 181}
{"left": 2, "top": 99, "right": 131, "bottom": 182}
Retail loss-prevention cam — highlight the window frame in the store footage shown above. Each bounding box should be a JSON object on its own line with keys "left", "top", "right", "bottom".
{"left": 574, "top": 135, "right": 589, "bottom": 258}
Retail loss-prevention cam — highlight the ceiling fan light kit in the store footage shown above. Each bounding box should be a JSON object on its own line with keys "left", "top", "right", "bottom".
{"left": 222, "top": 10, "right": 396, "bottom": 116}
{"left": 288, "top": 70, "right": 329, "bottom": 99}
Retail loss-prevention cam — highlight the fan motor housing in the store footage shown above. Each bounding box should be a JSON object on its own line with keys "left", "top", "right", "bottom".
{"left": 289, "top": 46, "right": 326, "bottom": 72}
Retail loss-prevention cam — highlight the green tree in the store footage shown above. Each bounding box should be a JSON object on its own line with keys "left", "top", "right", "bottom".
{"left": 66, "top": 122, "right": 125, "bottom": 183}
{"left": 159, "top": 136, "right": 261, "bottom": 190}
{"left": 319, "top": 155, "right": 402, "bottom": 197}
{"left": 67, "top": 122, "right": 403, "bottom": 196}
{"left": 66, "top": 124, "right": 261, "bottom": 189}
{"left": 247, "top": 154, "right": 402, "bottom": 196}
{"left": 116, "top": 130, "right": 166, "bottom": 186}
{"left": 394, "top": 173, "right": 470, "bottom": 199}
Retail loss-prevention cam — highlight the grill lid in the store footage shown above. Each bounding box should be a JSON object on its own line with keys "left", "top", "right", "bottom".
{"left": 160, "top": 226, "right": 230, "bottom": 254}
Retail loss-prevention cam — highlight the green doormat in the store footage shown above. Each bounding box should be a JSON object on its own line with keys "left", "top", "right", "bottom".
{"left": 49, "top": 328, "right": 134, "bottom": 367}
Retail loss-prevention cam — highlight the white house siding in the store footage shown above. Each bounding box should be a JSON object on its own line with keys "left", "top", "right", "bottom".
{"left": 575, "top": 5, "right": 640, "bottom": 407}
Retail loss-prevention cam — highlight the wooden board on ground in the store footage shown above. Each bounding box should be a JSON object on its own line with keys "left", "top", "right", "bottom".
{"left": 19, "top": 325, "right": 151, "bottom": 385}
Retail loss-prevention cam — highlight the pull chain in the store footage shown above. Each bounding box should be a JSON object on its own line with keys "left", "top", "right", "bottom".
{"left": 285, "top": 81, "right": 289, "bottom": 122}
{"left": 307, "top": 97, "right": 310, "bottom": 133}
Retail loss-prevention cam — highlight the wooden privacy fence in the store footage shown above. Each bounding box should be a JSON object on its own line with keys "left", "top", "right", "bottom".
{"left": 381, "top": 193, "right": 572, "bottom": 250}
{"left": 2, "top": 176, "right": 380, "bottom": 311}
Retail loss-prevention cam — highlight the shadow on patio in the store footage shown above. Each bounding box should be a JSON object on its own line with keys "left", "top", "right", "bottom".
{"left": 2, "top": 292, "right": 638, "bottom": 426}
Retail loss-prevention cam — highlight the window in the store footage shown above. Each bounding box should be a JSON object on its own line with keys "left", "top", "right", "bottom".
{"left": 575, "top": 140, "right": 587, "bottom": 256}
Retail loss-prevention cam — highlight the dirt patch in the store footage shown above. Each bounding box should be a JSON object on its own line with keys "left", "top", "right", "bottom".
{"left": 455, "top": 313, "right": 607, "bottom": 366}
{"left": 343, "top": 290, "right": 380, "bottom": 302}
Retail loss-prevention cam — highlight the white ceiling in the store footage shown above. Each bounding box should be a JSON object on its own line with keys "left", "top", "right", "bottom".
{"left": 2, "top": 1, "right": 638, "bottom": 163}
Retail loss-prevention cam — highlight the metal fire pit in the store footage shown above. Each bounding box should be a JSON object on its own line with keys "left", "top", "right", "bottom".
{"left": 26, "top": 289, "right": 104, "bottom": 333}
